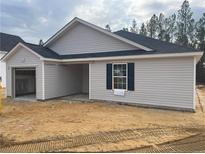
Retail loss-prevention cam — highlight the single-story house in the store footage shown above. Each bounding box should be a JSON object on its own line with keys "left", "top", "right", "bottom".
{"left": 0, "top": 32, "right": 24, "bottom": 88}
{"left": 2, "top": 17, "right": 203, "bottom": 111}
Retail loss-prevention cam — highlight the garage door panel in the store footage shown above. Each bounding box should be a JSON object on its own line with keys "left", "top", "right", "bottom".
{"left": 14, "top": 69, "right": 36, "bottom": 97}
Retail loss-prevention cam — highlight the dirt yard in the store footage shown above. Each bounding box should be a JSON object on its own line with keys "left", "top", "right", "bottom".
{"left": 0, "top": 86, "right": 205, "bottom": 152}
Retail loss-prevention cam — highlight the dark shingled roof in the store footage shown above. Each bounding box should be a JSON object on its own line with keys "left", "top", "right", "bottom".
{"left": 3, "top": 30, "right": 201, "bottom": 60}
{"left": 60, "top": 49, "right": 151, "bottom": 59}
{"left": 21, "top": 42, "right": 151, "bottom": 60}
{"left": 23, "top": 42, "right": 61, "bottom": 59}
{"left": 0, "top": 32, "right": 24, "bottom": 52}
{"left": 114, "top": 30, "right": 199, "bottom": 53}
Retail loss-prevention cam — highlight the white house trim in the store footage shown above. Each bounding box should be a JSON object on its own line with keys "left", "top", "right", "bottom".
{"left": 42, "top": 61, "right": 45, "bottom": 100}
{"left": 193, "top": 57, "right": 196, "bottom": 110}
{"left": 2, "top": 43, "right": 43, "bottom": 61}
{"left": 89, "top": 63, "right": 92, "bottom": 99}
{"left": 42, "top": 51, "right": 203, "bottom": 63}
{"left": 43, "top": 17, "right": 152, "bottom": 51}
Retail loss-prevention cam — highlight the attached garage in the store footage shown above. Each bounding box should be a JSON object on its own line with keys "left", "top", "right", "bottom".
{"left": 4, "top": 43, "right": 44, "bottom": 100}
{"left": 13, "top": 68, "right": 36, "bottom": 99}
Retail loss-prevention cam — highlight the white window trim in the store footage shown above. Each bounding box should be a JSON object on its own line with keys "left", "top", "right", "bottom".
{"left": 112, "top": 63, "right": 128, "bottom": 90}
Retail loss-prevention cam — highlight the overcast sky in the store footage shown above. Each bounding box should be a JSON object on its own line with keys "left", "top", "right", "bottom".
{"left": 0, "top": 0, "right": 204, "bottom": 44}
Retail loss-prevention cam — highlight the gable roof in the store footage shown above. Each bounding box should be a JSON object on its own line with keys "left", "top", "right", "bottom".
{"left": 2, "top": 18, "right": 203, "bottom": 62}
{"left": 1, "top": 42, "right": 61, "bottom": 61}
{"left": 0, "top": 32, "right": 24, "bottom": 52}
{"left": 114, "top": 30, "right": 199, "bottom": 53}
{"left": 43, "top": 17, "right": 152, "bottom": 51}
{"left": 2, "top": 41, "right": 203, "bottom": 62}
{"left": 23, "top": 42, "right": 61, "bottom": 59}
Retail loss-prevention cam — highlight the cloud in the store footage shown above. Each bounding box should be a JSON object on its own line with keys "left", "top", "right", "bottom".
{"left": 38, "top": 17, "right": 48, "bottom": 24}
{"left": 0, "top": 0, "right": 82, "bottom": 43}
{"left": 0, "top": 0, "right": 204, "bottom": 43}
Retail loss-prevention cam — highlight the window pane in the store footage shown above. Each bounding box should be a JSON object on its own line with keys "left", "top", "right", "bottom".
{"left": 113, "top": 64, "right": 127, "bottom": 90}
{"left": 122, "top": 65, "right": 126, "bottom": 76}
{"left": 113, "top": 64, "right": 126, "bottom": 76}
{"left": 114, "top": 77, "right": 126, "bottom": 89}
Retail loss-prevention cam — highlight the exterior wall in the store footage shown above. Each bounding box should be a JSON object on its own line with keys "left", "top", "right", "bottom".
{"left": 44, "top": 63, "right": 83, "bottom": 99}
{"left": 49, "top": 23, "right": 138, "bottom": 55}
{"left": 82, "top": 64, "right": 89, "bottom": 93}
{"left": 6, "top": 47, "right": 43, "bottom": 99}
{"left": 90, "top": 57, "right": 195, "bottom": 110}
{"left": 0, "top": 52, "right": 6, "bottom": 87}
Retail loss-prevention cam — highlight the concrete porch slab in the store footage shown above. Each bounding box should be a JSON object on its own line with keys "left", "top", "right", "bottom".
{"left": 14, "top": 94, "right": 36, "bottom": 102}
{"left": 59, "top": 94, "right": 91, "bottom": 102}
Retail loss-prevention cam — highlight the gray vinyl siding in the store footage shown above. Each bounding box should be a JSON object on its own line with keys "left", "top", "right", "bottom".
{"left": 90, "top": 57, "right": 195, "bottom": 110}
{"left": 49, "top": 23, "right": 138, "bottom": 55}
{"left": 6, "top": 47, "right": 43, "bottom": 99}
{"left": 44, "top": 63, "right": 88, "bottom": 99}
{"left": 82, "top": 64, "right": 89, "bottom": 93}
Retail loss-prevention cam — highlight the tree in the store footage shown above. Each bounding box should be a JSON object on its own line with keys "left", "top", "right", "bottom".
{"left": 105, "top": 24, "right": 111, "bottom": 32}
{"left": 195, "top": 13, "right": 205, "bottom": 50}
{"left": 139, "top": 23, "right": 147, "bottom": 36}
{"left": 195, "top": 13, "right": 205, "bottom": 83}
{"left": 122, "top": 27, "right": 129, "bottom": 31}
{"left": 147, "top": 14, "right": 158, "bottom": 38}
{"left": 157, "top": 13, "right": 166, "bottom": 41}
{"left": 130, "top": 19, "right": 138, "bottom": 33}
{"left": 163, "top": 13, "right": 177, "bottom": 42}
{"left": 175, "top": 0, "right": 195, "bottom": 46}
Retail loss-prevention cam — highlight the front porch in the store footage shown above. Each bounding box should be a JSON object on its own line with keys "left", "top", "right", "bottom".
{"left": 43, "top": 62, "right": 90, "bottom": 100}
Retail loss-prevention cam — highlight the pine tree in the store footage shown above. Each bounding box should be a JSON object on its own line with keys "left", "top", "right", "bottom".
{"left": 122, "top": 27, "right": 129, "bottom": 31}
{"left": 176, "top": 0, "right": 195, "bottom": 46}
{"left": 195, "top": 13, "right": 205, "bottom": 83}
{"left": 164, "top": 14, "right": 176, "bottom": 42}
{"left": 158, "top": 13, "right": 166, "bottom": 41}
{"left": 147, "top": 14, "right": 158, "bottom": 38}
{"left": 195, "top": 13, "right": 205, "bottom": 50}
{"left": 139, "top": 23, "right": 147, "bottom": 36}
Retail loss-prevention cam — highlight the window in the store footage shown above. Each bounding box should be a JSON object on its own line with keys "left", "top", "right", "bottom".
{"left": 113, "top": 64, "right": 127, "bottom": 90}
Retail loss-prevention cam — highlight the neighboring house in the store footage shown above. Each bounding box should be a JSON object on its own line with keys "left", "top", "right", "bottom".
{"left": 0, "top": 32, "right": 24, "bottom": 88}
{"left": 2, "top": 17, "right": 203, "bottom": 111}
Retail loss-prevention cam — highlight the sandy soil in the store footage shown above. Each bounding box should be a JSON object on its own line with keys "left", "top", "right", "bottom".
{"left": 0, "top": 87, "right": 205, "bottom": 152}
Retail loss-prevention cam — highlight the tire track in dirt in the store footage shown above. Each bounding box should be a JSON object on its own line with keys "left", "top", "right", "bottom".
{"left": 0, "top": 127, "right": 203, "bottom": 153}
{"left": 126, "top": 133, "right": 205, "bottom": 153}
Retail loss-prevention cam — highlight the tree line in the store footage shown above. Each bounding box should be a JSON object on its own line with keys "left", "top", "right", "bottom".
{"left": 105, "top": 0, "right": 205, "bottom": 83}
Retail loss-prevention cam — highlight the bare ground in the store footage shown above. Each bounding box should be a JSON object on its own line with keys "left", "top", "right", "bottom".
{"left": 0, "top": 87, "right": 205, "bottom": 152}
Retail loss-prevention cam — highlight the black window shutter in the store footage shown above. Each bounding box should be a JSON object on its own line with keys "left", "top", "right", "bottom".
{"left": 106, "top": 63, "right": 112, "bottom": 89}
{"left": 128, "top": 63, "right": 135, "bottom": 91}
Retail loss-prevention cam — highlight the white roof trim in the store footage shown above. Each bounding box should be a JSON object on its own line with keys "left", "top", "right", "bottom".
{"left": 2, "top": 42, "right": 43, "bottom": 61}
{"left": 42, "top": 51, "right": 203, "bottom": 63}
{"left": 44, "top": 17, "right": 152, "bottom": 51}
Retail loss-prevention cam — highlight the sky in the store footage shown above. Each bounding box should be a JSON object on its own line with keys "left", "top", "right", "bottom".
{"left": 0, "top": 0, "right": 204, "bottom": 44}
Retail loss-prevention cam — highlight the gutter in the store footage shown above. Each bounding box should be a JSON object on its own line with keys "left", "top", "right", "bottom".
{"left": 42, "top": 51, "right": 204, "bottom": 63}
